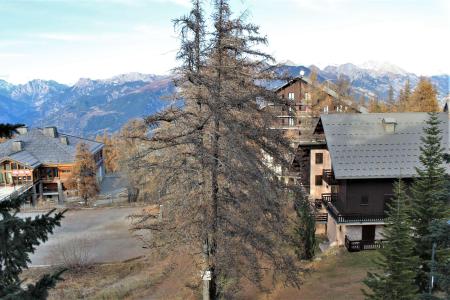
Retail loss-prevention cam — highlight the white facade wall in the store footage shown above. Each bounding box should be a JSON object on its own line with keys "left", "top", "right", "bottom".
{"left": 327, "top": 222, "right": 386, "bottom": 246}
{"left": 345, "top": 225, "right": 362, "bottom": 240}
{"left": 327, "top": 216, "right": 338, "bottom": 246}
{"left": 375, "top": 225, "right": 385, "bottom": 240}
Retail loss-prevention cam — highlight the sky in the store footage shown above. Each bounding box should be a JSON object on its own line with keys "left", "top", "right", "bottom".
{"left": 0, "top": 0, "right": 449, "bottom": 84}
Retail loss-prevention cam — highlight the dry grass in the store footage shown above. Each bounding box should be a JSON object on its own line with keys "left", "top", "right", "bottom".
{"left": 22, "top": 247, "right": 378, "bottom": 300}
{"left": 254, "top": 247, "right": 379, "bottom": 300}
{"left": 23, "top": 252, "right": 199, "bottom": 300}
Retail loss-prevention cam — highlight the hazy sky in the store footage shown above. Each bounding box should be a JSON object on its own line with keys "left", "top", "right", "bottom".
{"left": 0, "top": 0, "right": 449, "bottom": 84}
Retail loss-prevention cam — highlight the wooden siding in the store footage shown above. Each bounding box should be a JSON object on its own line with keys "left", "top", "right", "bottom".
{"left": 335, "top": 178, "right": 412, "bottom": 215}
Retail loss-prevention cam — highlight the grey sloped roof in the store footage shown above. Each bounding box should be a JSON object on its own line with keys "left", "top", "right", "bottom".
{"left": 1, "top": 151, "right": 42, "bottom": 168}
{"left": 0, "top": 128, "right": 103, "bottom": 168}
{"left": 321, "top": 112, "right": 450, "bottom": 179}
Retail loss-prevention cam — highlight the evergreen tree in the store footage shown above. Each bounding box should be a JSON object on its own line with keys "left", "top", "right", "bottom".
{"left": 387, "top": 85, "right": 396, "bottom": 112}
{"left": 0, "top": 189, "right": 65, "bottom": 298}
{"left": 68, "top": 142, "right": 99, "bottom": 206}
{"left": 0, "top": 123, "right": 24, "bottom": 138}
{"left": 397, "top": 80, "right": 411, "bottom": 112}
{"left": 363, "top": 179, "right": 418, "bottom": 300}
{"left": 410, "top": 112, "right": 449, "bottom": 292}
{"left": 293, "top": 195, "right": 316, "bottom": 260}
{"left": 420, "top": 219, "right": 450, "bottom": 299}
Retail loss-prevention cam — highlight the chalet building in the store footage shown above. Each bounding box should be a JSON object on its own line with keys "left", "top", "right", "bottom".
{"left": 268, "top": 74, "right": 363, "bottom": 187}
{"left": 273, "top": 75, "right": 362, "bottom": 143}
{"left": 0, "top": 126, "right": 104, "bottom": 205}
{"left": 309, "top": 112, "right": 450, "bottom": 251}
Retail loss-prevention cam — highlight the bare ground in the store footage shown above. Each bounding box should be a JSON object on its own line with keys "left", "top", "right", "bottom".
{"left": 23, "top": 247, "right": 379, "bottom": 300}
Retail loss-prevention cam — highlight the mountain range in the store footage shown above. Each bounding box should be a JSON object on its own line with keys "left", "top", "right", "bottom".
{"left": 0, "top": 63, "right": 448, "bottom": 136}
{"left": 0, "top": 73, "right": 174, "bottom": 136}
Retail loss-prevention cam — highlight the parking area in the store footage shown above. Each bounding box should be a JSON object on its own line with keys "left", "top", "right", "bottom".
{"left": 24, "top": 207, "right": 148, "bottom": 266}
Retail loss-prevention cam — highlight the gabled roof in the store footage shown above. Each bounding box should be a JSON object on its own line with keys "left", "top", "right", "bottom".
{"left": 0, "top": 151, "right": 42, "bottom": 169}
{"left": 320, "top": 112, "right": 450, "bottom": 179}
{"left": 0, "top": 128, "right": 103, "bottom": 168}
{"left": 274, "top": 76, "right": 365, "bottom": 114}
{"left": 275, "top": 76, "right": 339, "bottom": 99}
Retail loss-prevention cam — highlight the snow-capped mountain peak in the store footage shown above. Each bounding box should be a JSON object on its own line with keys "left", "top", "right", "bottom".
{"left": 104, "top": 72, "right": 161, "bottom": 84}
{"left": 359, "top": 60, "right": 408, "bottom": 76}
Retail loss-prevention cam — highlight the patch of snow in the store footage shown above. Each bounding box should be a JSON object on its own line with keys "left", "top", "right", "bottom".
{"left": 359, "top": 60, "right": 408, "bottom": 76}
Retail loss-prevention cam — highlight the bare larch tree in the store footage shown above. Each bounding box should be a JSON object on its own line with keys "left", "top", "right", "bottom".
{"left": 130, "top": 0, "right": 305, "bottom": 298}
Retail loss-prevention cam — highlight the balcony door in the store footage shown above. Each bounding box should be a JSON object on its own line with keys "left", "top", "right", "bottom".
{"left": 362, "top": 225, "right": 375, "bottom": 241}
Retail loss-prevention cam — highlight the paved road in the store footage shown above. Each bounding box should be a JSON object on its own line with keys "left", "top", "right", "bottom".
{"left": 99, "top": 173, "right": 127, "bottom": 196}
{"left": 25, "top": 207, "right": 148, "bottom": 266}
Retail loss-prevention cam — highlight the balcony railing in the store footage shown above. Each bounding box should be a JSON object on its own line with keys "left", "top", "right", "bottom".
{"left": 345, "top": 235, "right": 386, "bottom": 252}
{"left": 0, "top": 183, "right": 33, "bottom": 202}
{"left": 322, "top": 193, "right": 386, "bottom": 224}
{"left": 322, "top": 169, "right": 337, "bottom": 185}
{"left": 314, "top": 213, "right": 328, "bottom": 223}
{"left": 322, "top": 193, "right": 338, "bottom": 203}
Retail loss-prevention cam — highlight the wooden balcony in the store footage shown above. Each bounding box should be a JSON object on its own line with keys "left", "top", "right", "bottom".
{"left": 322, "top": 169, "right": 337, "bottom": 185}
{"left": 322, "top": 192, "right": 338, "bottom": 203}
{"left": 314, "top": 213, "right": 328, "bottom": 223}
{"left": 322, "top": 193, "right": 386, "bottom": 224}
{"left": 345, "top": 235, "right": 386, "bottom": 252}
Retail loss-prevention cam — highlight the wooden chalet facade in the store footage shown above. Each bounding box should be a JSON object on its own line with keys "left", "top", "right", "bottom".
{"left": 0, "top": 126, "right": 104, "bottom": 205}
{"left": 268, "top": 75, "right": 362, "bottom": 190}
{"left": 308, "top": 112, "right": 450, "bottom": 251}
{"left": 273, "top": 75, "right": 361, "bottom": 141}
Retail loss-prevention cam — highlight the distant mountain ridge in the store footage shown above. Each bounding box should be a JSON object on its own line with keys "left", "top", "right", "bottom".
{"left": 314, "top": 62, "right": 448, "bottom": 100}
{"left": 0, "top": 73, "right": 174, "bottom": 136}
{"left": 1, "top": 64, "right": 448, "bottom": 136}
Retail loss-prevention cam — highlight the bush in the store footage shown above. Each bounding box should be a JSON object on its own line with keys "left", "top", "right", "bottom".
{"left": 50, "top": 236, "right": 93, "bottom": 272}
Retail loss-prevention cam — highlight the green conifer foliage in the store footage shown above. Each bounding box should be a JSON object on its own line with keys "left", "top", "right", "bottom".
{"left": 0, "top": 191, "right": 65, "bottom": 298}
{"left": 410, "top": 112, "right": 449, "bottom": 292}
{"left": 364, "top": 180, "right": 418, "bottom": 300}
{"left": 293, "top": 196, "right": 316, "bottom": 260}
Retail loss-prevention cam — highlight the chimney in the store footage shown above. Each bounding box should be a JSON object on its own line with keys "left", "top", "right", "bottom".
{"left": 16, "top": 126, "right": 28, "bottom": 135}
{"left": 43, "top": 126, "right": 58, "bottom": 138}
{"left": 12, "top": 141, "right": 24, "bottom": 152}
{"left": 60, "top": 136, "right": 69, "bottom": 145}
{"left": 382, "top": 118, "right": 397, "bottom": 133}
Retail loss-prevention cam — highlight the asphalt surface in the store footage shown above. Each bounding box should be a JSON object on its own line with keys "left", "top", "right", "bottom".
{"left": 24, "top": 207, "right": 147, "bottom": 266}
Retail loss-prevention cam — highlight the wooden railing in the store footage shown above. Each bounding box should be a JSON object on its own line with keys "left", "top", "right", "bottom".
{"left": 0, "top": 183, "right": 33, "bottom": 202}
{"left": 322, "top": 193, "right": 385, "bottom": 224}
{"left": 345, "top": 235, "right": 386, "bottom": 252}
{"left": 322, "top": 169, "right": 337, "bottom": 185}
{"left": 314, "top": 213, "right": 328, "bottom": 223}
{"left": 322, "top": 192, "right": 338, "bottom": 203}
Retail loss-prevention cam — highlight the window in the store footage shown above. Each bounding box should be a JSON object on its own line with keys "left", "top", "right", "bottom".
{"left": 304, "top": 92, "right": 311, "bottom": 103}
{"left": 315, "top": 153, "right": 323, "bottom": 164}
{"left": 315, "top": 175, "right": 323, "bottom": 186}
{"left": 288, "top": 117, "right": 294, "bottom": 126}
{"left": 288, "top": 92, "right": 295, "bottom": 101}
{"left": 360, "top": 195, "right": 369, "bottom": 206}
